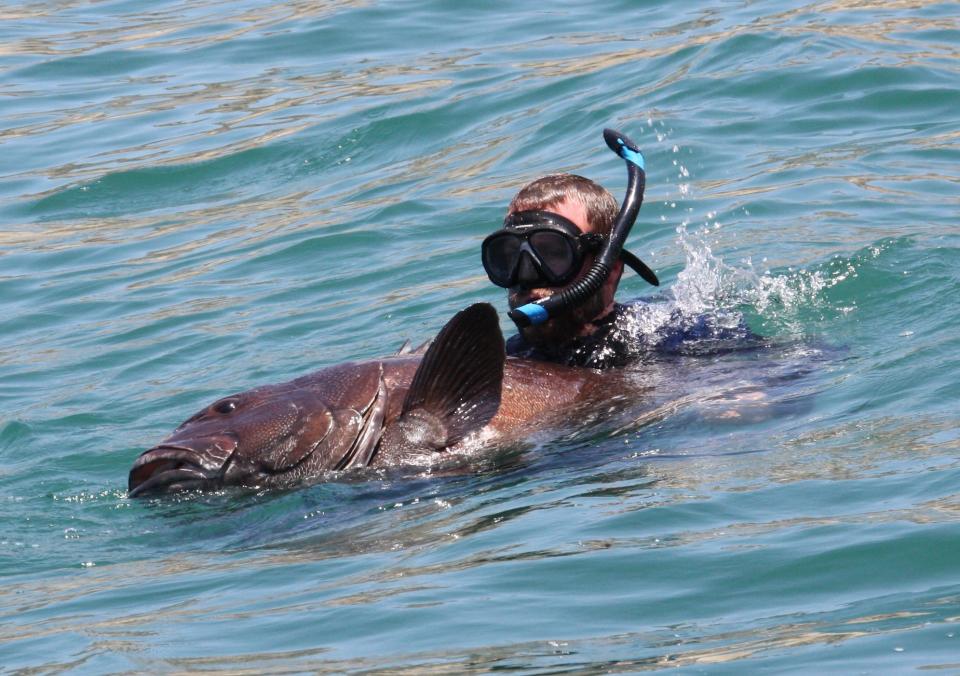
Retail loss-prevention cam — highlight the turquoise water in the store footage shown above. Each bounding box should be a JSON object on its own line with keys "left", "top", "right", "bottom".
{"left": 2, "top": 0, "right": 959, "bottom": 671}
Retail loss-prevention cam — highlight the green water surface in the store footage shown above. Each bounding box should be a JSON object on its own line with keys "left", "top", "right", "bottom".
{"left": 1, "top": 1, "right": 959, "bottom": 672}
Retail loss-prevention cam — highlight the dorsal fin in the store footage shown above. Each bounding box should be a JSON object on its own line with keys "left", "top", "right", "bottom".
{"left": 393, "top": 339, "right": 432, "bottom": 356}
{"left": 378, "top": 303, "right": 505, "bottom": 459}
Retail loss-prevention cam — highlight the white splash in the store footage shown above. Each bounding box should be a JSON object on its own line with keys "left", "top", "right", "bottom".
{"left": 622, "top": 121, "right": 854, "bottom": 344}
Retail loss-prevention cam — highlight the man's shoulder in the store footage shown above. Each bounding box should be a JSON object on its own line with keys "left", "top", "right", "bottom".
{"left": 615, "top": 295, "right": 763, "bottom": 354}
{"left": 504, "top": 295, "right": 761, "bottom": 370}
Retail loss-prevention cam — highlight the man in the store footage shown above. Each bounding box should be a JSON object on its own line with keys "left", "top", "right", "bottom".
{"left": 482, "top": 173, "right": 633, "bottom": 368}
{"left": 482, "top": 173, "right": 755, "bottom": 369}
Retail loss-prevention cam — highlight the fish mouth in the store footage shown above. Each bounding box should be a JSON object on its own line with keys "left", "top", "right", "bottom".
{"left": 128, "top": 442, "right": 233, "bottom": 497}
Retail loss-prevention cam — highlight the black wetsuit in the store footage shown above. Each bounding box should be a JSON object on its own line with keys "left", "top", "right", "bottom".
{"left": 505, "top": 300, "right": 760, "bottom": 369}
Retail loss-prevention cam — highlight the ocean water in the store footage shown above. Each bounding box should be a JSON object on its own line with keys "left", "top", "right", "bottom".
{"left": 2, "top": 0, "right": 959, "bottom": 672}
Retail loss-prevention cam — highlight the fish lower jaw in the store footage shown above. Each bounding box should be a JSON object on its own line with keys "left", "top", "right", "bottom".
{"left": 128, "top": 465, "right": 214, "bottom": 497}
{"left": 128, "top": 448, "right": 223, "bottom": 497}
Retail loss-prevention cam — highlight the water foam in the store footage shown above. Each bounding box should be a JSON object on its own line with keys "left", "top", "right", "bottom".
{"left": 625, "top": 125, "right": 859, "bottom": 344}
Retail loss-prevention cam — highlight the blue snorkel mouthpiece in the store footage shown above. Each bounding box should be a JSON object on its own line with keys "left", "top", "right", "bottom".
{"left": 508, "top": 127, "right": 654, "bottom": 329}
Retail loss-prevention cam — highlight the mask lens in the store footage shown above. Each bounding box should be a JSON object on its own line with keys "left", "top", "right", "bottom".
{"left": 529, "top": 231, "right": 577, "bottom": 280}
{"left": 482, "top": 234, "right": 522, "bottom": 286}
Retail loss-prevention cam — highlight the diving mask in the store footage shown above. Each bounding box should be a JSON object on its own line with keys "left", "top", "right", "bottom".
{"left": 481, "top": 210, "right": 604, "bottom": 290}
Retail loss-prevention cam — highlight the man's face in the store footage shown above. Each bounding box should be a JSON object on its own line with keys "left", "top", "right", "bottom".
{"left": 507, "top": 197, "right": 620, "bottom": 346}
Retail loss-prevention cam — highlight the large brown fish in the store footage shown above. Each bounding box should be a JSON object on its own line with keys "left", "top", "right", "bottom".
{"left": 128, "top": 303, "right": 617, "bottom": 496}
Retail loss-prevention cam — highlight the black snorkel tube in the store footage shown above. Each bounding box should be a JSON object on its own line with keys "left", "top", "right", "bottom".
{"left": 507, "top": 128, "right": 658, "bottom": 328}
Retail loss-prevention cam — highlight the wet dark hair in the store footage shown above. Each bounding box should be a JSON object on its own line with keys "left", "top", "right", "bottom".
{"left": 507, "top": 174, "right": 618, "bottom": 236}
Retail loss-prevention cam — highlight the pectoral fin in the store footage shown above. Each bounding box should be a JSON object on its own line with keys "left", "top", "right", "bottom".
{"left": 334, "top": 366, "right": 388, "bottom": 470}
{"left": 378, "top": 303, "right": 505, "bottom": 461}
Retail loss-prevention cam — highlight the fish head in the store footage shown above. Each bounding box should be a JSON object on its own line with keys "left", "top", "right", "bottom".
{"left": 128, "top": 362, "right": 388, "bottom": 497}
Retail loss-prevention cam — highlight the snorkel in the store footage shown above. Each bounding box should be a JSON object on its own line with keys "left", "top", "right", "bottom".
{"left": 507, "top": 128, "right": 657, "bottom": 328}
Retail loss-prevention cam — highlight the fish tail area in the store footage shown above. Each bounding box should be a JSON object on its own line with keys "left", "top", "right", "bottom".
{"left": 378, "top": 303, "right": 505, "bottom": 461}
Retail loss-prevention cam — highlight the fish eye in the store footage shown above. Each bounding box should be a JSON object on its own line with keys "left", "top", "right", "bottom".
{"left": 213, "top": 399, "right": 238, "bottom": 414}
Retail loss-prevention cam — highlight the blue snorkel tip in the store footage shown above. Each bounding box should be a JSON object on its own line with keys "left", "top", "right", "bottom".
{"left": 603, "top": 127, "right": 645, "bottom": 170}
{"left": 618, "top": 141, "right": 645, "bottom": 170}
{"left": 507, "top": 302, "right": 550, "bottom": 327}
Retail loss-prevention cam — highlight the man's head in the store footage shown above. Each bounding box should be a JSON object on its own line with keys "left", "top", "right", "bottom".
{"left": 506, "top": 173, "right": 618, "bottom": 236}
{"left": 495, "top": 174, "right": 624, "bottom": 347}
